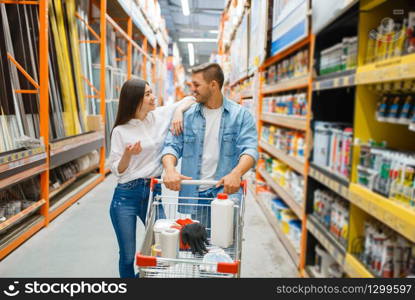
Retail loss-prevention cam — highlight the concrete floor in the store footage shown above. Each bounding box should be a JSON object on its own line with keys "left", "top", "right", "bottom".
{"left": 0, "top": 174, "right": 298, "bottom": 277}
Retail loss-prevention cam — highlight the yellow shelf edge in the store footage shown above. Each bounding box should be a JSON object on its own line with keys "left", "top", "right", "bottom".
{"left": 344, "top": 254, "right": 374, "bottom": 278}
{"left": 349, "top": 183, "right": 415, "bottom": 242}
{"left": 356, "top": 53, "right": 415, "bottom": 84}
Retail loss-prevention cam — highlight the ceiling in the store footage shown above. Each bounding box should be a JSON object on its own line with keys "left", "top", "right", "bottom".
{"left": 158, "top": 0, "right": 225, "bottom": 71}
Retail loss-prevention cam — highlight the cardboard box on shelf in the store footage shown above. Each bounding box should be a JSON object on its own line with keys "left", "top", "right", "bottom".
{"left": 86, "top": 115, "right": 104, "bottom": 132}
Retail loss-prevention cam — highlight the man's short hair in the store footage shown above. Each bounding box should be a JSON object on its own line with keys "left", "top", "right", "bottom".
{"left": 191, "top": 62, "right": 224, "bottom": 89}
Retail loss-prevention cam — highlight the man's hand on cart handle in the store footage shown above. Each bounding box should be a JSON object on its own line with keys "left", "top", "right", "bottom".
{"left": 216, "top": 171, "right": 241, "bottom": 195}
{"left": 163, "top": 168, "right": 192, "bottom": 191}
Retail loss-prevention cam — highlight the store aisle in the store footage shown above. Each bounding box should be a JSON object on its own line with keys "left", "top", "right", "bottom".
{"left": 0, "top": 175, "right": 297, "bottom": 277}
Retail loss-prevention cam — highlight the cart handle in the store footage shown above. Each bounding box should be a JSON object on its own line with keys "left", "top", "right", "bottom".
{"left": 136, "top": 253, "right": 240, "bottom": 274}
{"left": 151, "top": 178, "right": 247, "bottom": 192}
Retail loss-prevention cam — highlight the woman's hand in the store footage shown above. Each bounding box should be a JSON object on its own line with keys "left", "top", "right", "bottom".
{"left": 124, "top": 141, "right": 142, "bottom": 156}
{"left": 171, "top": 110, "right": 184, "bottom": 136}
{"left": 170, "top": 96, "right": 195, "bottom": 135}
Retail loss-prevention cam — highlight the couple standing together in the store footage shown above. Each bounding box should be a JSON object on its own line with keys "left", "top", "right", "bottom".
{"left": 109, "top": 63, "right": 258, "bottom": 278}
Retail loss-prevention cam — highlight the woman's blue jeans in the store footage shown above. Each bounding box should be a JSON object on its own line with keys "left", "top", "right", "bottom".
{"left": 110, "top": 178, "right": 164, "bottom": 278}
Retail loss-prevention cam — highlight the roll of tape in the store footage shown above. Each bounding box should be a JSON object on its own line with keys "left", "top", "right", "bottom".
{"left": 151, "top": 244, "right": 162, "bottom": 257}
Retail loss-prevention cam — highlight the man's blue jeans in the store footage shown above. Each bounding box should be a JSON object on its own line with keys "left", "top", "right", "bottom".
{"left": 190, "top": 187, "right": 220, "bottom": 236}
{"left": 110, "top": 178, "right": 164, "bottom": 278}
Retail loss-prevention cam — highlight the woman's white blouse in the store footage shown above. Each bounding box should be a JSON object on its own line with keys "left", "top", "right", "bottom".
{"left": 109, "top": 102, "right": 181, "bottom": 183}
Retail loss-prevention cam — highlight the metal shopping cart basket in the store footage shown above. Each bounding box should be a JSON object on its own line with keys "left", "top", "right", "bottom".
{"left": 136, "top": 179, "right": 247, "bottom": 278}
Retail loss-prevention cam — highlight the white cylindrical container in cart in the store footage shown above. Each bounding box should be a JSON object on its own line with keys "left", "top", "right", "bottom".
{"left": 211, "top": 193, "right": 234, "bottom": 248}
{"left": 160, "top": 228, "right": 180, "bottom": 259}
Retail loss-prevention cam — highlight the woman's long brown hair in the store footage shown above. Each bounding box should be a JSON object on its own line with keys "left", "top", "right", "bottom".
{"left": 111, "top": 79, "right": 148, "bottom": 136}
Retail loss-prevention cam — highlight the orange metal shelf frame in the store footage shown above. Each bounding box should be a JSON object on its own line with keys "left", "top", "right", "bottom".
{"left": 0, "top": 0, "right": 166, "bottom": 261}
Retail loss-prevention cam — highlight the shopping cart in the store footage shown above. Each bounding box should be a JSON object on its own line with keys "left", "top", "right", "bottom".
{"left": 136, "top": 178, "right": 247, "bottom": 278}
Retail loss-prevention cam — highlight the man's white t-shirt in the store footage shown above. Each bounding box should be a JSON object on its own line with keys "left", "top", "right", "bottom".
{"left": 199, "top": 106, "right": 223, "bottom": 191}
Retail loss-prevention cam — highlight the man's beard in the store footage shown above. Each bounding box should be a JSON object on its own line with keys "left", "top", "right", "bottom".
{"left": 196, "top": 91, "right": 211, "bottom": 104}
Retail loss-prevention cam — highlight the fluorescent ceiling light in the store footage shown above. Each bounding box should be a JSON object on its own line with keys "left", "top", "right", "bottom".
{"left": 179, "top": 38, "right": 218, "bottom": 43}
{"left": 181, "top": 0, "right": 190, "bottom": 16}
{"left": 209, "top": 30, "right": 219, "bottom": 34}
{"left": 188, "top": 43, "right": 194, "bottom": 66}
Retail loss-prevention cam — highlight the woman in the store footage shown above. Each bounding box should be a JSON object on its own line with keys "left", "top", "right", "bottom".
{"left": 109, "top": 78, "right": 194, "bottom": 278}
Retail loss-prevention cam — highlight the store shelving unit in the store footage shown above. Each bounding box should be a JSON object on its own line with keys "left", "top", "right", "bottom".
{"left": 222, "top": 0, "right": 415, "bottom": 278}
{"left": 302, "top": 0, "right": 415, "bottom": 278}
{"left": 219, "top": 0, "right": 415, "bottom": 278}
{"left": 255, "top": 25, "right": 314, "bottom": 270}
{"left": 302, "top": 0, "right": 365, "bottom": 277}
{"left": 0, "top": 0, "right": 170, "bottom": 260}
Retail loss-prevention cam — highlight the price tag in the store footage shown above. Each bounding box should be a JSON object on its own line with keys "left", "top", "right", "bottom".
{"left": 349, "top": 75, "right": 355, "bottom": 85}
{"left": 321, "top": 80, "right": 333, "bottom": 90}
{"left": 400, "top": 63, "right": 415, "bottom": 79}
{"left": 383, "top": 66, "right": 400, "bottom": 81}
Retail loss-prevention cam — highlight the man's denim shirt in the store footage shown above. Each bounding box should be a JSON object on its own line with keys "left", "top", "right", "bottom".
{"left": 161, "top": 97, "right": 258, "bottom": 208}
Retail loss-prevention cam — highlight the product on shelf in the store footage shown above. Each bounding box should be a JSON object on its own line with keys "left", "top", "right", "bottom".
{"left": 262, "top": 93, "right": 307, "bottom": 117}
{"left": 232, "top": 77, "right": 253, "bottom": 96}
{"left": 314, "top": 244, "right": 344, "bottom": 278}
{"left": 360, "top": 219, "right": 415, "bottom": 277}
{"left": 313, "top": 189, "right": 349, "bottom": 247}
{"left": 357, "top": 142, "right": 415, "bottom": 207}
{"left": 365, "top": 11, "right": 415, "bottom": 64}
{"left": 265, "top": 49, "right": 309, "bottom": 85}
{"left": 376, "top": 94, "right": 415, "bottom": 126}
{"left": 0, "top": 176, "right": 41, "bottom": 223}
{"left": 261, "top": 125, "right": 306, "bottom": 161}
{"left": 256, "top": 171, "right": 302, "bottom": 252}
{"left": 0, "top": 4, "right": 41, "bottom": 152}
{"left": 49, "top": 150, "right": 100, "bottom": 192}
{"left": 313, "top": 122, "right": 353, "bottom": 179}
{"left": 271, "top": 198, "right": 301, "bottom": 252}
{"left": 261, "top": 152, "right": 304, "bottom": 204}
{"left": 319, "top": 36, "right": 357, "bottom": 75}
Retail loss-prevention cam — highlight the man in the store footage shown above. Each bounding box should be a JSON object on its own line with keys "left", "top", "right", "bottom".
{"left": 161, "top": 63, "right": 258, "bottom": 253}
